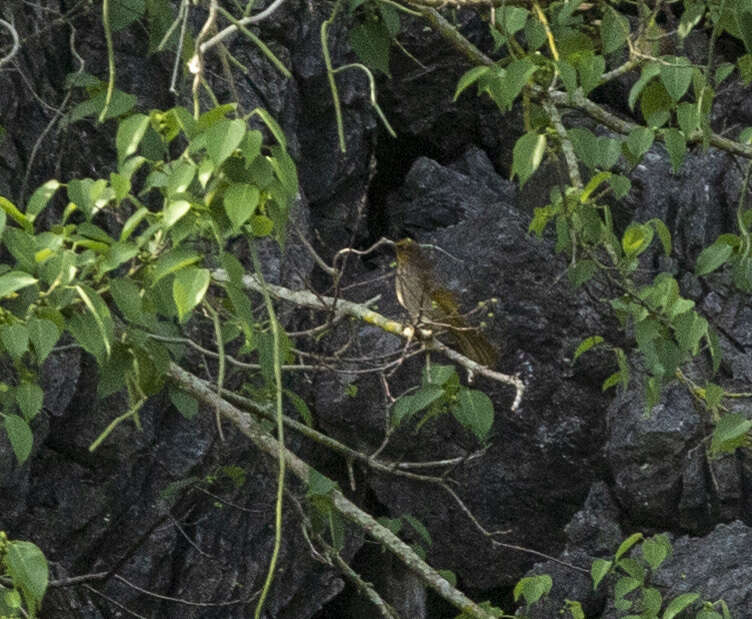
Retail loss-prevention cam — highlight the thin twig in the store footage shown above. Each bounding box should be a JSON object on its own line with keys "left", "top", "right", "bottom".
{"left": 199, "top": 0, "right": 288, "bottom": 55}
{"left": 0, "top": 18, "right": 20, "bottom": 68}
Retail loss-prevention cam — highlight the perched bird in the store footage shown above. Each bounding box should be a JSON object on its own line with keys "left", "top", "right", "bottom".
{"left": 394, "top": 238, "right": 497, "bottom": 367}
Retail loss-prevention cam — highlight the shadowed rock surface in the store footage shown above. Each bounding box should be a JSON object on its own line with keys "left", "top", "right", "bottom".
{"left": 1, "top": 0, "right": 751, "bottom": 617}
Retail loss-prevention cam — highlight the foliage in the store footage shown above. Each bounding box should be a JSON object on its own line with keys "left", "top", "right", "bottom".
{"left": 392, "top": 363, "right": 494, "bottom": 442}
{"left": 0, "top": 532, "right": 48, "bottom": 619}
{"left": 1, "top": 0, "right": 751, "bottom": 615}
{"left": 0, "top": 100, "right": 296, "bottom": 463}
{"left": 586, "top": 533, "right": 732, "bottom": 618}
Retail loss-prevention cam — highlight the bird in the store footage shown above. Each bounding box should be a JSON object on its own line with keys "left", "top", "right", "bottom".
{"left": 394, "top": 238, "right": 497, "bottom": 367}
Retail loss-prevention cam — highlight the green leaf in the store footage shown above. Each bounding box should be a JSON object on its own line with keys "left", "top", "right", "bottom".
{"left": 109, "top": 0, "right": 145, "bottom": 31}
{"left": 27, "top": 317, "right": 59, "bottom": 363}
{"left": 641, "top": 534, "right": 671, "bottom": 570}
{"left": 16, "top": 382, "right": 44, "bottom": 421}
{"left": 284, "top": 389, "right": 314, "bottom": 426}
{"left": 67, "top": 315, "right": 105, "bottom": 363}
{"left": 564, "top": 600, "right": 585, "bottom": 619}
{"left": 168, "top": 387, "right": 199, "bottom": 419}
{"left": 438, "top": 569, "right": 457, "bottom": 587}
{"left": 0, "top": 196, "right": 31, "bottom": 232}
{"left": 628, "top": 62, "right": 660, "bottom": 111}
{"left": 4, "top": 540, "right": 48, "bottom": 618}
{"left": 496, "top": 6, "right": 528, "bottom": 35}
{"left": 676, "top": 102, "right": 700, "bottom": 136}
{"left": 67, "top": 178, "right": 110, "bottom": 220}
{"left": 454, "top": 66, "right": 490, "bottom": 100}
{"left": 224, "top": 183, "right": 260, "bottom": 230}
{"left": 715, "top": 62, "right": 735, "bottom": 85}
{"left": 568, "top": 259, "right": 597, "bottom": 288}
{"left": 75, "top": 284, "right": 114, "bottom": 358}
{"left": 614, "top": 575, "right": 641, "bottom": 599}
{"left": 205, "top": 118, "right": 246, "bottom": 167}
{"left": 249, "top": 107, "right": 287, "bottom": 149}
{"left": 663, "top": 592, "right": 700, "bottom": 619}
{"left": 270, "top": 144, "right": 298, "bottom": 201}
{"left": 392, "top": 385, "right": 444, "bottom": 427}
{"left": 0, "top": 271, "right": 37, "bottom": 299}
{"left": 617, "top": 557, "right": 645, "bottom": 581}
{"left": 580, "top": 171, "right": 611, "bottom": 203}
{"left": 110, "top": 172, "right": 130, "bottom": 202}
{"left": 496, "top": 59, "right": 537, "bottom": 109}
{"left": 162, "top": 199, "right": 192, "bottom": 228}
{"left": 0, "top": 324, "right": 29, "bottom": 360}
{"left": 377, "top": 517, "right": 402, "bottom": 534}
{"left": 250, "top": 215, "right": 274, "bottom": 237}
{"left": 68, "top": 88, "right": 137, "bottom": 124}
{"left": 642, "top": 587, "right": 663, "bottom": 614}
{"left": 674, "top": 310, "right": 707, "bottom": 354}
{"left": 4, "top": 415, "right": 33, "bottom": 464}
{"left": 640, "top": 80, "right": 673, "bottom": 128}
{"left": 615, "top": 532, "right": 644, "bottom": 560}
{"left": 513, "top": 574, "right": 552, "bottom": 605}
{"left": 609, "top": 174, "right": 631, "bottom": 198}
{"left": 97, "top": 343, "right": 132, "bottom": 397}
{"left": 591, "top": 558, "right": 612, "bottom": 589}
{"left": 622, "top": 224, "right": 654, "bottom": 257}
{"left": 256, "top": 323, "right": 291, "bottom": 385}
{"left": 110, "top": 277, "right": 146, "bottom": 324}
{"left": 26, "top": 180, "right": 61, "bottom": 220}
{"left": 116, "top": 113, "right": 150, "bottom": 167}
{"left": 165, "top": 160, "right": 196, "bottom": 197}
{"left": 150, "top": 248, "right": 201, "bottom": 285}
{"left": 453, "top": 388, "right": 494, "bottom": 441}
{"left": 739, "top": 53, "right": 752, "bottom": 84}
{"left": 349, "top": 19, "right": 392, "bottom": 76}
{"left": 679, "top": 1, "right": 705, "bottom": 39}
{"left": 626, "top": 127, "right": 655, "bottom": 162}
{"left": 557, "top": 60, "right": 578, "bottom": 96}
{"left": 525, "top": 18, "right": 547, "bottom": 50}
{"left": 573, "top": 335, "right": 604, "bottom": 362}
{"left": 307, "top": 469, "right": 338, "bottom": 497}
{"left": 696, "top": 241, "right": 733, "bottom": 276}
{"left": 660, "top": 57, "right": 694, "bottom": 101}
{"left": 733, "top": 255, "right": 752, "bottom": 292}
{"left": 425, "top": 364, "right": 456, "bottom": 386}
{"left": 737, "top": 10, "right": 752, "bottom": 53}
{"left": 710, "top": 413, "right": 752, "bottom": 457}
{"left": 403, "top": 514, "right": 432, "bottom": 546}
{"left": 240, "top": 130, "right": 263, "bottom": 165}
{"left": 601, "top": 6, "right": 630, "bottom": 54}
{"left": 648, "top": 218, "right": 672, "bottom": 255}
{"left": 578, "top": 55, "right": 605, "bottom": 95}
{"left": 173, "top": 267, "right": 211, "bottom": 322}
{"left": 512, "top": 132, "right": 546, "bottom": 186}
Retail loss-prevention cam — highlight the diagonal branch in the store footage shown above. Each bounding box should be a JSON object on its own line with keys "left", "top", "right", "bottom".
{"left": 166, "top": 362, "right": 497, "bottom": 619}
{"left": 211, "top": 269, "right": 525, "bottom": 410}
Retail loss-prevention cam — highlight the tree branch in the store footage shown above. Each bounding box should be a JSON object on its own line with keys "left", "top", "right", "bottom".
{"left": 211, "top": 269, "right": 525, "bottom": 410}
{"left": 166, "top": 362, "right": 497, "bottom": 619}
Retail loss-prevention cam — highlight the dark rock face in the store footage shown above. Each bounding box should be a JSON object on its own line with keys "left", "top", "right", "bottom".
{"left": 1, "top": 1, "right": 752, "bottom": 617}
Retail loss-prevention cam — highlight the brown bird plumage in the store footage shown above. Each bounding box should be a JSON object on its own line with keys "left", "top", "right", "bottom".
{"left": 394, "top": 239, "right": 497, "bottom": 367}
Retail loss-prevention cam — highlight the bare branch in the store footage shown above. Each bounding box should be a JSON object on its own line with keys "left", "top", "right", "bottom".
{"left": 198, "top": 0, "right": 288, "bottom": 55}
{"left": 211, "top": 269, "right": 525, "bottom": 410}
{"left": 167, "top": 362, "right": 498, "bottom": 619}
{"left": 0, "top": 18, "right": 20, "bottom": 69}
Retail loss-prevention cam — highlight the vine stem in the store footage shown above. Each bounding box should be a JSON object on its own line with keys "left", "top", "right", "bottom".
{"left": 98, "top": 0, "right": 115, "bottom": 123}
{"left": 321, "top": 0, "right": 346, "bottom": 152}
{"left": 250, "top": 243, "right": 286, "bottom": 619}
